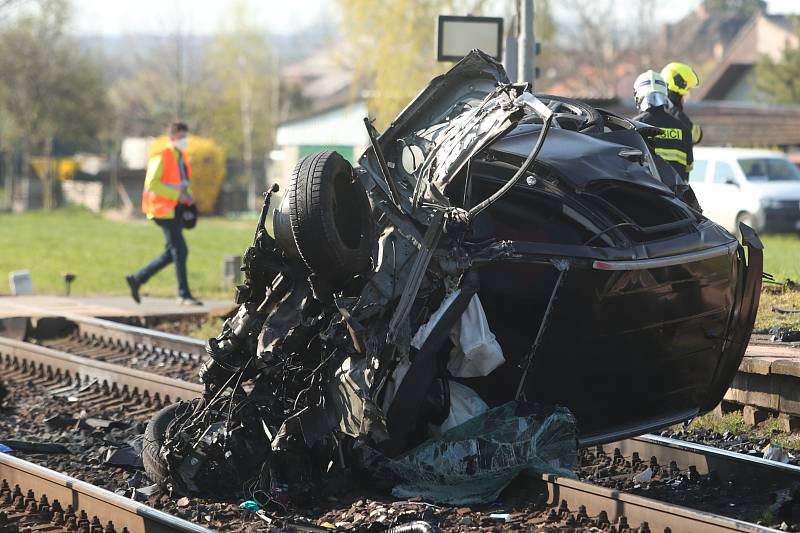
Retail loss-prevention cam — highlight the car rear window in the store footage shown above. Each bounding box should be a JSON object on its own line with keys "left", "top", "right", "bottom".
{"left": 738, "top": 157, "right": 800, "bottom": 181}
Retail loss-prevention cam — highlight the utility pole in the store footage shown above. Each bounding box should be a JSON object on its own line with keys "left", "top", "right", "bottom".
{"left": 517, "top": 0, "right": 535, "bottom": 86}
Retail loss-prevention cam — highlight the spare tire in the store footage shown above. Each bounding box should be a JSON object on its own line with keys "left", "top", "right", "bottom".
{"left": 288, "top": 150, "right": 373, "bottom": 282}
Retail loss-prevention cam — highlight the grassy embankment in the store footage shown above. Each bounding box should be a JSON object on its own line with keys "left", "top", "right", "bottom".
{"left": 0, "top": 207, "right": 254, "bottom": 300}
{"left": 755, "top": 234, "right": 800, "bottom": 331}
{"left": 4, "top": 209, "right": 800, "bottom": 328}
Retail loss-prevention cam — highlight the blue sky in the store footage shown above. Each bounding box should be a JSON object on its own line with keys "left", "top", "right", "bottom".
{"left": 70, "top": 0, "right": 800, "bottom": 36}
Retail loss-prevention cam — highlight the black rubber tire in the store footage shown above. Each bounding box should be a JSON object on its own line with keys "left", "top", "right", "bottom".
{"left": 536, "top": 94, "right": 604, "bottom": 134}
{"left": 288, "top": 150, "right": 373, "bottom": 282}
{"left": 142, "top": 402, "right": 184, "bottom": 485}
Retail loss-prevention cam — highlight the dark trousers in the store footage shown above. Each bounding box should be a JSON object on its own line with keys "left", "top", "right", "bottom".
{"left": 133, "top": 217, "right": 191, "bottom": 298}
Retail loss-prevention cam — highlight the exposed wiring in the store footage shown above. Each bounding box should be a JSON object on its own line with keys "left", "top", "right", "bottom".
{"left": 468, "top": 111, "right": 555, "bottom": 219}
{"left": 224, "top": 357, "right": 254, "bottom": 444}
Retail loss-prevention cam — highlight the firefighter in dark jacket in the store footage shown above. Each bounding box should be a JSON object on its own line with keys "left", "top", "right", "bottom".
{"left": 661, "top": 62, "right": 703, "bottom": 145}
{"left": 632, "top": 70, "right": 693, "bottom": 183}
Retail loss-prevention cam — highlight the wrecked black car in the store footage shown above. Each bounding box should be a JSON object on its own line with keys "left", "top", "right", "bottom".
{"left": 143, "top": 50, "right": 763, "bottom": 504}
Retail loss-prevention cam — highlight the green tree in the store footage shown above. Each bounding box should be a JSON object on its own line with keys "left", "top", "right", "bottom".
{"left": 702, "top": 0, "right": 766, "bottom": 16}
{"left": 196, "top": 5, "right": 275, "bottom": 160}
{"left": 338, "top": 0, "right": 559, "bottom": 126}
{"left": 557, "top": 0, "right": 660, "bottom": 97}
{"left": 108, "top": 1, "right": 282, "bottom": 209}
{"left": 755, "top": 20, "right": 800, "bottom": 104}
{"left": 194, "top": 1, "right": 278, "bottom": 209}
{"left": 0, "top": 0, "right": 110, "bottom": 208}
{"left": 338, "top": 0, "right": 458, "bottom": 127}
{"left": 109, "top": 29, "right": 206, "bottom": 137}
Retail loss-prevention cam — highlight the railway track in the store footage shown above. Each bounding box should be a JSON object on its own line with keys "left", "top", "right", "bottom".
{"left": 538, "top": 473, "right": 779, "bottom": 532}
{"left": 0, "top": 314, "right": 205, "bottom": 416}
{"left": 567, "top": 434, "right": 800, "bottom": 532}
{"left": 0, "top": 336, "right": 203, "bottom": 417}
{"left": 0, "top": 451, "right": 212, "bottom": 533}
{"left": 0, "top": 313, "right": 796, "bottom": 531}
{"left": 609, "top": 433, "right": 800, "bottom": 488}
{"left": 21, "top": 314, "right": 206, "bottom": 381}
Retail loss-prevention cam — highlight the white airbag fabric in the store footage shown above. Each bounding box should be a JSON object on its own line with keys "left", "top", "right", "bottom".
{"left": 432, "top": 381, "right": 489, "bottom": 435}
{"left": 447, "top": 294, "right": 505, "bottom": 378}
{"left": 411, "top": 291, "right": 504, "bottom": 378}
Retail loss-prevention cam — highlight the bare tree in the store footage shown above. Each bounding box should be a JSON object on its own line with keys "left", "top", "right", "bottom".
{"left": 556, "top": 0, "right": 659, "bottom": 97}
{"left": 195, "top": 0, "right": 277, "bottom": 208}
{"left": 110, "top": 31, "right": 208, "bottom": 136}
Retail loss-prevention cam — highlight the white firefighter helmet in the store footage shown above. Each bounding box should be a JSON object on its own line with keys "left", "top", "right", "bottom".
{"left": 633, "top": 70, "right": 669, "bottom": 112}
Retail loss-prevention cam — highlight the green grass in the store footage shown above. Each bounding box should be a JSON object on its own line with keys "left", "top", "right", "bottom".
{"left": 3, "top": 210, "right": 800, "bottom": 322}
{"left": 686, "top": 411, "right": 800, "bottom": 449}
{"left": 755, "top": 289, "right": 800, "bottom": 332}
{"left": 686, "top": 411, "right": 750, "bottom": 435}
{"left": 761, "top": 234, "right": 800, "bottom": 282}
{"left": 753, "top": 234, "right": 800, "bottom": 332}
{"left": 0, "top": 207, "right": 254, "bottom": 299}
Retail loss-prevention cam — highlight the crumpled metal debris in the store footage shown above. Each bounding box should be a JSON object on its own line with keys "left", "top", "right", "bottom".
{"left": 144, "top": 52, "right": 573, "bottom": 506}
{"left": 104, "top": 434, "right": 144, "bottom": 468}
{"left": 769, "top": 326, "right": 800, "bottom": 343}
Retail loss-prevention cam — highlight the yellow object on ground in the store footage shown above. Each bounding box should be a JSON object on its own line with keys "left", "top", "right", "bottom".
{"left": 30, "top": 157, "right": 78, "bottom": 181}
{"left": 148, "top": 135, "right": 226, "bottom": 214}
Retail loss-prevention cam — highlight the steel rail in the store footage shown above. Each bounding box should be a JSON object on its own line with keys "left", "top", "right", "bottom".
{"left": 0, "top": 336, "right": 203, "bottom": 402}
{"left": 35, "top": 313, "right": 206, "bottom": 356}
{"left": 541, "top": 474, "right": 780, "bottom": 532}
{"left": 610, "top": 433, "right": 800, "bottom": 487}
{"left": 0, "top": 452, "right": 212, "bottom": 533}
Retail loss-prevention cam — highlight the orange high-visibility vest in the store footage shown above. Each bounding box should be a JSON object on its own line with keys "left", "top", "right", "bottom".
{"left": 141, "top": 147, "right": 192, "bottom": 219}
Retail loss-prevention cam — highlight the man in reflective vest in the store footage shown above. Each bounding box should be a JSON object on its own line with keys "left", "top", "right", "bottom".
{"left": 126, "top": 122, "right": 201, "bottom": 305}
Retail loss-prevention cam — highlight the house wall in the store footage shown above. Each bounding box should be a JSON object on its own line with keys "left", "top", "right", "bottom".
{"left": 273, "top": 100, "right": 370, "bottom": 190}
{"left": 699, "top": 15, "right": 799, "bottom": 103}
{"left": 757, "top": 17, "right": 798, "bottom": 60}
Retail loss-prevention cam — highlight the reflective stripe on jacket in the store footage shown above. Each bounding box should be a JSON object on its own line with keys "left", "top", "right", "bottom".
{"left": 141, "top": 147, "right": 192, "bottom": 219}
{"left": 655, "top": 147, "right": 687, "bottom": 166}
{"left": 633, "top": 106, "right": 693, "bottom": 182}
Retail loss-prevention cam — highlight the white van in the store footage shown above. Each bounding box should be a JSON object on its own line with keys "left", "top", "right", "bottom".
{"left": 689, "top": 147, "right": 800, "bottom": 234}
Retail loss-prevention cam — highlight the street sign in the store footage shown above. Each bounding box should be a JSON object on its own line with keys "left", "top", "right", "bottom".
{"left": 437, "top": 15, "right": 503, "bottom": 62}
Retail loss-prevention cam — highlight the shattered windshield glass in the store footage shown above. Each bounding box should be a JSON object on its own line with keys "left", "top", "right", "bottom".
{"left": 376, "top": 403, "right": 577, "bottom": 504}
